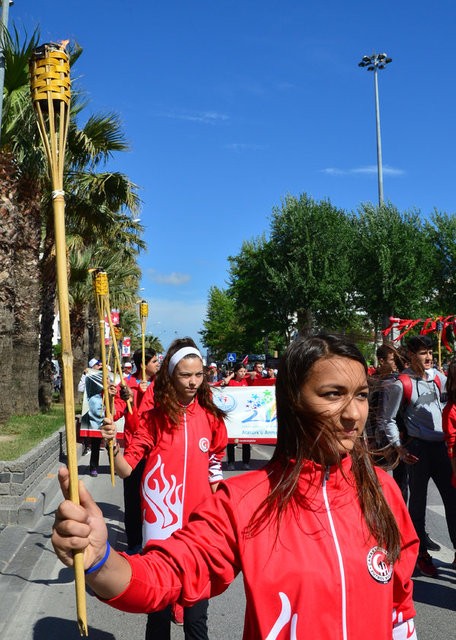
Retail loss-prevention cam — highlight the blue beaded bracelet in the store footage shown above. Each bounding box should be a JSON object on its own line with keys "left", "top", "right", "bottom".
{"left": 85, "top": 543, "right": 111, "bottom": 575}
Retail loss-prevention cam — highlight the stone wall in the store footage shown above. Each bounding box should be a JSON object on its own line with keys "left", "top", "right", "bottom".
{"left": 0, "top": 428, "right": 66, "bottom": 526}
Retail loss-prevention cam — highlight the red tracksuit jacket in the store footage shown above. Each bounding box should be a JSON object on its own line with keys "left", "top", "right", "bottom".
{"left": 123, "top": 397, "right": 227, "bottom": 543}
{"left": 105, "top": 455, "right": 418, "bottom": 639}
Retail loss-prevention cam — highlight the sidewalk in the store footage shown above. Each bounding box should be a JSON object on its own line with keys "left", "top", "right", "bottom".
{"left": 0, "top": 449, "right": 129, "bottom": 639}
{"left": 0, "top": 448, "right": 249, "bottom": 640}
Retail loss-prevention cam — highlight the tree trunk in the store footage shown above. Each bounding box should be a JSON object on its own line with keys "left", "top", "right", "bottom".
{"left": 71, "top": 302, "right": 89, "bottom": 398}
{"left": 11, "top": 174, "right": 41, "bottom": 415}
{"left": 0, "top": 153, "right": 17, "bottom": 424}
{"left": 38, "top": 217, "right": 57, "bottom": 412}
{"left": 296, "top": 308, "right": 314, "bottom": 336}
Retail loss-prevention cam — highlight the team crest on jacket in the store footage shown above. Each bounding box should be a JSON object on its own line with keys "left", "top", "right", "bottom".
{"left": 367, "top": 546, "right": 393, "bottom": 583}
{"left": 199, "top": 437, "right": 210, "bottom": 452}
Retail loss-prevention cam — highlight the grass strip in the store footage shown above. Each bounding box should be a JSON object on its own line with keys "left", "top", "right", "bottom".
{"left": 0, "top": 404, "right": 67, "bottom": 461}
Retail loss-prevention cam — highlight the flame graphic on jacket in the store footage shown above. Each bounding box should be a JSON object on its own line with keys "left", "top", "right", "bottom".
{"left": 265, "top": 592, "right": 298, "bottom": 640}
{"left": 141, "top": 454, "right": 183, "bottom": 541}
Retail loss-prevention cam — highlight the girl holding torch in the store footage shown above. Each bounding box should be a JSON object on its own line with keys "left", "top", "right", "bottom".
{"left": 112, "top": 347, "right": 160, "bottom": 554}
{"left": 52, "top": 334, "right": 418, "bottom": 639}
{"left": 103, "top": 337, "right": 227, "bottom": 639}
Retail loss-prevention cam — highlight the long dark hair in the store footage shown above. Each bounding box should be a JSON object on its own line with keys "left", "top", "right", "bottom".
{"left": 154, "top": 337, "right": 226, "bottom": 425}
{"left": 247, "top": 334, "right": 401, "bottom": 562}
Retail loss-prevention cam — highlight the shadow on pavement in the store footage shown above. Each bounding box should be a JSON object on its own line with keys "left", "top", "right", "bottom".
{"left": 33, "top": 617, "right": 115, "bottom": 640}
{"left": 412, "top": 566, "right": 456, "bottom": 611}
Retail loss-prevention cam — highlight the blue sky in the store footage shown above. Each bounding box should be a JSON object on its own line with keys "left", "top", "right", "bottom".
{"left": 16, "top": 1, "right": 456, "bottom": 353}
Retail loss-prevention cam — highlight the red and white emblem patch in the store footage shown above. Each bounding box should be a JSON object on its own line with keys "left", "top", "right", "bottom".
{"left": 367, "top": 546, "right": 393, "bottom": 583}
{"left": 199, "top": 437, "right": 210, "bottom": 453}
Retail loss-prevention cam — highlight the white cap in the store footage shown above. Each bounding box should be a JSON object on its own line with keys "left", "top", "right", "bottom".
{"left": 209, "top": 362, "right": 217, "bottom": 368}
{"left": 123, "top": 362, "right": 132, "bottom": 368}
{"left": 88, "top": 358, "right": 101, "bottom": 368}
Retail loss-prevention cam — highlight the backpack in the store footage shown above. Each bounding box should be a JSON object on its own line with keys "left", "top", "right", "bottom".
{"left": 398, "top": 373, "right": 442, "bottom": 407}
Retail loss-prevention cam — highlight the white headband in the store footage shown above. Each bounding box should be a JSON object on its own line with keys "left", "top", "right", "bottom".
{"left": 168, "top": 347, "right": 202, "bottom": 376}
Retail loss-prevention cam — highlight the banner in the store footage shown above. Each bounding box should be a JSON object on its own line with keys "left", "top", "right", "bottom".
{"left": 78, "top": 368, "right": 124, "bottom": 438}
{"left": 212, "top": 386, "right": 277, "bottom": 444}
{"left": 110, "top": 308, "right": 120, "bottom": 325}
{"left": 122, "top": 336, "right": 131, "bottom": 357}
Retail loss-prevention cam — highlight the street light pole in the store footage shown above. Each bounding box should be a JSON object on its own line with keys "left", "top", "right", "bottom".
{"left": 358, "top": 52, "right": 392, "bottom": 206}
{"left": 0, "top": 1, "right": 13, "bottom": 145}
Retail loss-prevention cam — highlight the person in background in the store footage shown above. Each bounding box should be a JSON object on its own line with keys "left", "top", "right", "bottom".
{"left": 247, "top": 361, "right": 264, "bottom": 384}
{"left": 52, "top": 334, "right": 418, "bottom": 640}
{"left": 78, "top": 358, "right": 103, "bottom": 476}
{"left": 122, "top": 361, "right": 133, "bottom": 378}
{"left": 381, "top": 335, "right": 456, "bottom": 577}
{"left": 365, "top": 343, "right": 443, "bottom": 554}
{"left": 442, "top": 358, "right": 456, "bottom": 491}
{"left": 222, "top": 363, "right": 251, "bottom": 471}
{"left": 206, "top": 362, "right": 219, "bottom": 385}
{"left": 103, "top": 337, "right": 227, "bottom": 640}
{"left": 264, "top": 363, "right": 276, "bottom": 380}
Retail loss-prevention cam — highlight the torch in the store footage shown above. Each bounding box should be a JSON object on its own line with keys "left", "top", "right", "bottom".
{"left": 139, "top": 300, "right": 149, "bottom": 381}
{"left": 30, "top": 43, "right": 88, "bottom": 635}
{"left": 91, "top": 269, "right": 116, "bottom": 487}
{"left": 98, "top": 274, "right": 133, "bottom": 415}
{"left": 436, "top": 320, "right": 444, "bottom": 370}
{"left": 92, "top": 269, "right": 133, "bottom": 467}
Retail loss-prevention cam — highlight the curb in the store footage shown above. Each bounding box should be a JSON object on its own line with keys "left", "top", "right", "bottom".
{"left": 0, "top": 429, "right": 67, "bottom": 527}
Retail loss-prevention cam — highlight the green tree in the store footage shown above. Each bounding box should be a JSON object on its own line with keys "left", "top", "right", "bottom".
{"left": 267, "top": 194, "right": 355, "bottom": 334}
{"left": 0, "top": 27, "right": 143, "bottom": 414}
{"left": 352, "top": 202, "right": 435, "bottom": 333}
{"left": 68, "top": 229, "right": 144, "bottom": 395}
{"left": 0, "top": 27, "right": 42, "bottom": 418}
{"left": 228, "top": 238, "right": 290, "bottom": 352}
{"left": 228, "top": 194, "right": 355, "bottom": 345}
{"left": 425, "top": 211, "right": 456, "bottom": 314}
{"left": 200, "top": 286, "right": 249, "bottom": 360}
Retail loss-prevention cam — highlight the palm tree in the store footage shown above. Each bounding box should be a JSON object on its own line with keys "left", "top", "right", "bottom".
{"left": 37, "top": 112, "right": 143, "bottom": 410}
{"left": 68, "top": 227, "right": 145, "bottom": 396}
{"left": 0, "top": 27, "right": 42, "bottom": 417}
{"left": 0, "top": 27, "right": 144, "bottom": 415}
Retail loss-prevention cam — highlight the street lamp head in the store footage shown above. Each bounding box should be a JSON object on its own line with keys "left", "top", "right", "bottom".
{"left": 358, "top": 52, "right": 392, "bottom": 72}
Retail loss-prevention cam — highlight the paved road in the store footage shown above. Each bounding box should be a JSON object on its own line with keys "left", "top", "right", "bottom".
{"left": 0, "top": 444, "right": 454, "bottom": 639}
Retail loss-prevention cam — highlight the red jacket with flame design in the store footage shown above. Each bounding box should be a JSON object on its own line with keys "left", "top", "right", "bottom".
{"left": 123, "top": 397, "right": 227, "bottom": 543}
{"left": 104, "top": 455, "right": 418, "bottom": 639}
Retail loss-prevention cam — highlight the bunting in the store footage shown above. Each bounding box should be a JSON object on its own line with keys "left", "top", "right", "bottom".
{"left": 382, "top": 315, "right": 455, "bottom": 353}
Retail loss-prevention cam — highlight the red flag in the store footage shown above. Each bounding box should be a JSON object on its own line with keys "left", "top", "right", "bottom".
{"left": 242, "top": 355, "right": 249, "bottom": 365}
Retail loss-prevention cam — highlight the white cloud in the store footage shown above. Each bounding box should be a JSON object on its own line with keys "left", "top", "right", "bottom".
{"left": 322, "top": 164, "right": 405, "bottom": 176}
{"left": 147, "top": 269, "right": 191, "bottom": 286}
{"left": 224, "top": 142, "right": 267, "bottom": 152}
{"left": 159, "top": 109, "right": 229, "bottom": 124}
{"left": 322, "top": 167, "right": 345, "bottom": 176}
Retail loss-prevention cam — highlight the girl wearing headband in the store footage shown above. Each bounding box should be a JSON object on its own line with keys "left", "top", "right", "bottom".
{"left": 101, "top": 337, "right": 227, "bottom": 640}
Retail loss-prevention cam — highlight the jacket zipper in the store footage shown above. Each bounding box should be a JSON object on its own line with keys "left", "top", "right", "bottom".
{"left": 181, "top": 409, "right": 188, "bottom": 526}
{"left": 323, "top": 466, "right": 348, "bottom": 640}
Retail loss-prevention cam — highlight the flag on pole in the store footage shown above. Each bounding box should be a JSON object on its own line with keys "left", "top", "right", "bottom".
{"left": 242, "top": 354, "right": 249, "bottom": 365}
